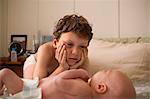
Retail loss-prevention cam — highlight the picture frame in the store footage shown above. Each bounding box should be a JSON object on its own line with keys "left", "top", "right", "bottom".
{"left": 11, "top": 35, "right": 27, "bottom": 53}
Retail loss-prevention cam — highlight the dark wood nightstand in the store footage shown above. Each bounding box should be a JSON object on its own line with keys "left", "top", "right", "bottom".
{"left": 0, "top": 56, "right": 26, "bottom": 77}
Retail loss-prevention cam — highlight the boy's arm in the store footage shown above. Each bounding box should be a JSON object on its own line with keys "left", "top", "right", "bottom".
{"left": 50, "top": 43, "right": 69, "bottom": 76}
{"left": 50, "top": 66, "right": 68, "bottom": 76}
{"left": 33, "top": 44, "right": 52, "bottom": 79}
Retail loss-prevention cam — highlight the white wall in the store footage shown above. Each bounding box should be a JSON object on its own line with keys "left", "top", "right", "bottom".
{"left": 0, "top": 0, "right": 2, "bottom": 56}
{"left": 0, "top": 0, "right": 8, "bottom": 57}
{"left": 148, "top": 0, "right": 150, "bottom": 35}
{"left": 75, "top": 0, "right": 118, "bottom": 38}
{"left": 120, "top": 0, "right": 148, "bottom": 37}
{"left": 1, "top": 0, "right": 150, "bottom": 56}
{"left": 38, "top": 0, "right": 74, "bottom": 35}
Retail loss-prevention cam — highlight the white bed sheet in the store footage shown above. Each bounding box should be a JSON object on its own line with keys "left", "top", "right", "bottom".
{"left": 0, "top": 88, "right": 41, "bottom": 99}
{"left": 134, "top": 80, "right": 150, "bottom": 99}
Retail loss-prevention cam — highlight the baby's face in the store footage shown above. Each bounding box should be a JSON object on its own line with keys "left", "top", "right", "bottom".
{"left": 56, "top": 32, "right": 89, "bottom": 66}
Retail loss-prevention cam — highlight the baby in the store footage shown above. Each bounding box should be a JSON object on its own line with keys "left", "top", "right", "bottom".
{"left": 40, "top": 69, "right": 136, "bottom": 99}
{"left": 0, "top": 68, "right": 136, "bottom": 99}
{"left": 89, "top": 69, "right": 136, "bottom": 99}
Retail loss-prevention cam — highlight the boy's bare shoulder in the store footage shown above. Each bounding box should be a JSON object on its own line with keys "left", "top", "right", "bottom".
{"left": 38, "top": 42, "right": 54, "bottom": 52}
{"left": 36, "top": 42, "right": 55, "bottom": 59}
{"left": 40, "top": 42, "right": 53, "bottom": 49}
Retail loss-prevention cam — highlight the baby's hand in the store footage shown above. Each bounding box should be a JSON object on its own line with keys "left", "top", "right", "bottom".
{"left": 55, "top": 43, "right": 69, "bottom": 70}
{"left": 70, "top": 48, "right": 88, "bottom": 69}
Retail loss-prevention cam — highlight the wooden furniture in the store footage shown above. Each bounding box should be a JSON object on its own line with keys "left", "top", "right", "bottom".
{"left": 0, "top": 56, "right": 26, "bottom": 77}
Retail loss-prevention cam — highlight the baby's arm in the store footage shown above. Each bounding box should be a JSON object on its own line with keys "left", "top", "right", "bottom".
{"left": 58, "top": 69, "right": 89, "bottom": 82}
{"left": 0, "top": 68, "right": 23, "bottom": 95}
{"left": 54, "top": 69, "right": 91, "bottom": 97}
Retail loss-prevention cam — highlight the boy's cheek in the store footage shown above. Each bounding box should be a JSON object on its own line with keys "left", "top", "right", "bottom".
{"left": 78, "top": 52, "right": 82, "bottom": 60}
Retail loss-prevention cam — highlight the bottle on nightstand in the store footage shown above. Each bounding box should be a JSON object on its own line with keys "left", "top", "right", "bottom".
{"left": 11, "top": 48, "right": 17, "bottom": 62}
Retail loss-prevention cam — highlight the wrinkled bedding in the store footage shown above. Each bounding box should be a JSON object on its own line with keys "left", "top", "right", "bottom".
{"left": 135, "top": 80, "right": 150, "bottom": 99}
{"left": 0, "top": 88, "right": 41, "bottom": 99}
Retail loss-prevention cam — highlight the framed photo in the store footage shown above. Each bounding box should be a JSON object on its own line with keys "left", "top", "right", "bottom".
{"left": 11, "top": 35, "right": 27, "bottom": 54}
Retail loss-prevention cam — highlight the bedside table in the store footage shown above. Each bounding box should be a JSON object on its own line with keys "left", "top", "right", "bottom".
{"left": 0, "top": 56, "right": 26, "bottom": 77}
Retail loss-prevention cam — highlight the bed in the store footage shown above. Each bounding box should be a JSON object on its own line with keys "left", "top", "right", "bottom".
{"left": 86, "top": 37, "right": 150, "bottom": 99}
{"left": 1, "top": 37, "right": 149, "bottom": 99}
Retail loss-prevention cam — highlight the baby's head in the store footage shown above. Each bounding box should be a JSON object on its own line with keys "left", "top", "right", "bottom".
{"left": 89, "top": 70, "right": 136, "bottom": 99}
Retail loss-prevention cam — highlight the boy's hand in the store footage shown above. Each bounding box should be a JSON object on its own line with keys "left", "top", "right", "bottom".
{"left": 69, "top": 48, "right": 88, "bottom": 69}
{"left": 55, "top": 43, "right": 69, "bottom": 70}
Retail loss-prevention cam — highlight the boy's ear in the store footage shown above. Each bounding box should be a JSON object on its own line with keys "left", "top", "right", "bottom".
{"left": 95, "top": 82, "right": 107, "bottom": 94}
{"left": 52, "top": 39, "right": 58, "bottom": 48}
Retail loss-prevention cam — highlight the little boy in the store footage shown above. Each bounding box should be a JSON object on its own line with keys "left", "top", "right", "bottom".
{"left": 23, "top": 14, "right": 93, "bottom": 79}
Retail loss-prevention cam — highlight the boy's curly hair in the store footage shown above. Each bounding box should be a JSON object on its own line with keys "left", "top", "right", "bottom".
{"left": 53, "top": 14, "right": 93, "bottom": 43}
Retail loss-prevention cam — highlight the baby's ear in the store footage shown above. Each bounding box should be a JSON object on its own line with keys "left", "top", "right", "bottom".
{"left": 95, "top": 82, "right": 107, "bottom": 94}
{"left": 52, "top": 39, "right": 58, "bottom": 48}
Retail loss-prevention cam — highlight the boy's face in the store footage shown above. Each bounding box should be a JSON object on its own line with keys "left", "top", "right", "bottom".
{"left": 56, "top": 32, "right": 89, "bottom": 66}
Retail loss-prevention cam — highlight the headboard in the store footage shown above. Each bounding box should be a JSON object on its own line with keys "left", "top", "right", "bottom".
{"left": 94, "top": 37, "right": 150, "bottom": 43}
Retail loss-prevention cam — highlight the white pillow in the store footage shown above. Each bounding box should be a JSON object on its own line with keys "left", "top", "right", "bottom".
{"left": 87, "top": 39, "right": 150, "bottom": 81}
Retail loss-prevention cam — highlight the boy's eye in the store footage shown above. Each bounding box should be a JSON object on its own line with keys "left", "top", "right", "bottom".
{"left": 80, "top": 46, "right": 86, "bottom": 49}
{"left": 66, "top": 43, "right": 73, "bottom": 48}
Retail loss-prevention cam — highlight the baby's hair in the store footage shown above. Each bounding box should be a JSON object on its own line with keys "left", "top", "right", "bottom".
{"left": 53, "top": 14, "right": 93, "bottom": 43}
